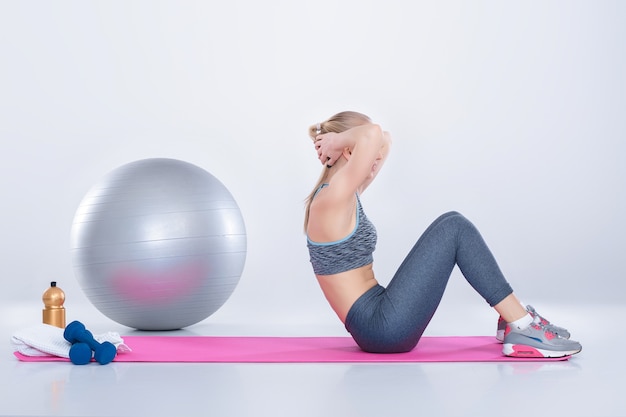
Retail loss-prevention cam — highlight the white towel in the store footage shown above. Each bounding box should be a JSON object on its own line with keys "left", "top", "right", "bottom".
{"left": 12, "top": 323, "right": 131, "bottom": 358}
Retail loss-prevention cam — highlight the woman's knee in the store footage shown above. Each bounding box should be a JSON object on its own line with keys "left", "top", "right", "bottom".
{"left": 431, "top": 211, "right": 472, "bottom": 231}
{"left": 437, "top": 211, "right": 463, "bottom": 221}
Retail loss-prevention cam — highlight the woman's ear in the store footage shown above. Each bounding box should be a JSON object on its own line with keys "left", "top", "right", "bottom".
{"left": 342, "top": 147, "right": 352, "bottom": 159}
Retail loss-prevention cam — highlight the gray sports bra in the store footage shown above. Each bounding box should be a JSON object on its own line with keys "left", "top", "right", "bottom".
{"left": 306, "top": 184, "right": 377, "bottom": 275}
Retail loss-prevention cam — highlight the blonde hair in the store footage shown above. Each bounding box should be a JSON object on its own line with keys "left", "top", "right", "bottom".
{"left": 304, "top": 111, "right": 372, "bottom": 231}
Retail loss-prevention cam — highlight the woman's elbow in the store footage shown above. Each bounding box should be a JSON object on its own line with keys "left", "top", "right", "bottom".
{"left": 363, "top": 123, "right": 384, "bottom": 143}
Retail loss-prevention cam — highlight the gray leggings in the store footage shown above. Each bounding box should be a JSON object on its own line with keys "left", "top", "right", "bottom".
{"left": 344, "top": 211, "right": 513, "bottom": 353}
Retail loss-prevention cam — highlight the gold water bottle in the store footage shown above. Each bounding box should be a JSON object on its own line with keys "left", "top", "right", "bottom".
{"left": 42, "top": 281, "right": 66, "bottom": 328}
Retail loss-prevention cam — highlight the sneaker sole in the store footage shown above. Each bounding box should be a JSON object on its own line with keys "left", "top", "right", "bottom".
{"left": 502, "top": 343, "right": 581, "bottom": 358}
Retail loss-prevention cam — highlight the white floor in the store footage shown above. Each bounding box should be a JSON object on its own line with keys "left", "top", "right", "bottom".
{"left": 1, "top": 303, "right": 624, "bottom": 417}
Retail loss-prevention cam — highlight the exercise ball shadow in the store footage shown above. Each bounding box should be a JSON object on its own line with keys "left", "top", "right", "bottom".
{"left": 70, "top": 158, "right": 246, "bottom": 330}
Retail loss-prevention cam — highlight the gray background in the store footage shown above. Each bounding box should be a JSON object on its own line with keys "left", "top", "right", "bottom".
{"left": 1, "top": 1, "right": 624, "bottom": 331}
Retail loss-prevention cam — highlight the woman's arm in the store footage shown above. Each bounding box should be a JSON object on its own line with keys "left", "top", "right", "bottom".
{"left": 315, "top": 124, "right": 382, "bottom": 166}
{"left": 315, "top": 124, "right": 388, "bottom": 197}
{"left": 307, "top": 124, "right": 386, "bottom": 242}
{"left": 358, "top": 130, "right": 392, "bottom": 194}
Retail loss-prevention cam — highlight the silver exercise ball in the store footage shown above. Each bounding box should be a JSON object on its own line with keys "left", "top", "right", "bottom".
{"left": 70, "top": 158, "right": 246, "bottom": 330}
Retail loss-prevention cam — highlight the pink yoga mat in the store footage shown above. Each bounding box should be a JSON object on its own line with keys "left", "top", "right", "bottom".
{"left": 14, "top": 336, "right": 570, "bottom": 363}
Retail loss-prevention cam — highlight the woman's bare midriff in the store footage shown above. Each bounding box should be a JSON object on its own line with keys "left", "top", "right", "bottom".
{"left": 315, "top": 263, "right": 379, "bottom": 323}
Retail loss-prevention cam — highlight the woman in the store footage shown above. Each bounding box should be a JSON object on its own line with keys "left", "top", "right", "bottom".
{"left": 305, "top": 111, "right": 582, "bottom": 357}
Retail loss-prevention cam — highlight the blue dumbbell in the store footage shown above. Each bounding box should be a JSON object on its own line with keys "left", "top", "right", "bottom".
{"left": 68, "top": 342, "right": 93, "bottom": 365}
{"left": 64, "top": 321, "right": 117, "bottom": 365}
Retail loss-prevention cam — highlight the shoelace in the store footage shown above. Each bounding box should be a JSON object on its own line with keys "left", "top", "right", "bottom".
{"left": 526, "top": 305, "right": 548, "bottom": 323}
{"left": 527, "top": 305, "right": 569, "bottom": 336}
{"left": 531, "top": 315, "right": 560, "bottom": 338}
